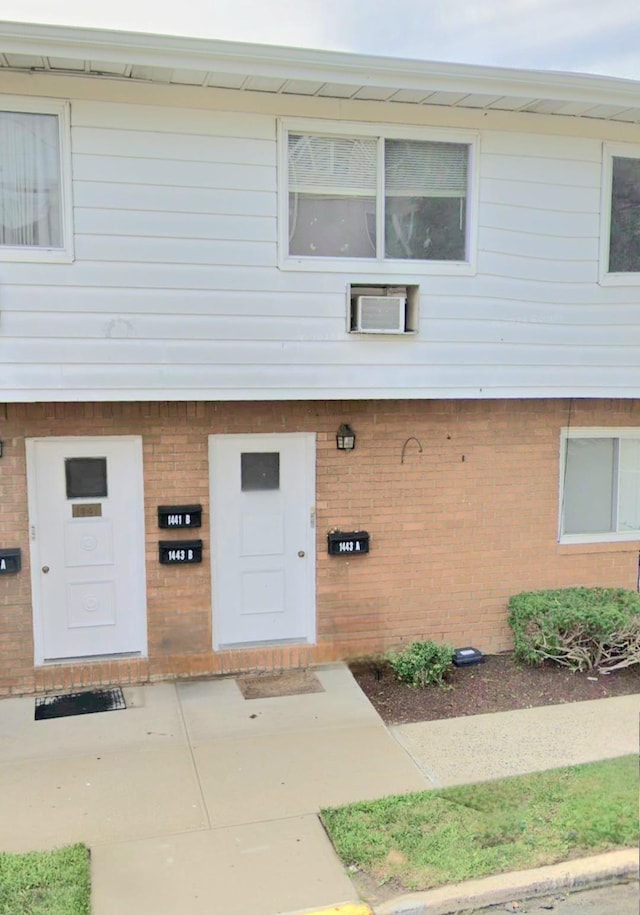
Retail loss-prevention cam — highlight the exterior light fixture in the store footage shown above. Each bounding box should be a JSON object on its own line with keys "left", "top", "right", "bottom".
{"left": 336, "top": 424, "right": 356, "bottom": 450}
{"left": 0, "top": 439, "right": 3, "bottom": 458}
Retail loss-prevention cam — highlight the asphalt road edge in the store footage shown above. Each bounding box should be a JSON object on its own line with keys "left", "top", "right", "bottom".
{"left": 373, "top": 848, "right": 639, "bottom": 915}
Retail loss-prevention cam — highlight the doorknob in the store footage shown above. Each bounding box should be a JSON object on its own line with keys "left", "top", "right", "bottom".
{"left": 41, "top": 566, "right": 50, "bottom": 574}
{"left": 297, "top": 551, "right": 305, "bottom": 558}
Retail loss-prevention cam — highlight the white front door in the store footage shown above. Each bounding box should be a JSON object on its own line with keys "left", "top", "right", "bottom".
{"left": 210, "top": 433, "right": 315, "bottom": 647}
{"left": 27, "top": 437, "right": 147, "bottom": 663}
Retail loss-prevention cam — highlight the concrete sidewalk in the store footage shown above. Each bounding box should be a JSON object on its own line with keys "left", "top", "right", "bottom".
{"left": 0, "top": 664, "right": 638, "bottom": 915}
{"left": 0, "top": 664, "right": 426, "bottom": 914}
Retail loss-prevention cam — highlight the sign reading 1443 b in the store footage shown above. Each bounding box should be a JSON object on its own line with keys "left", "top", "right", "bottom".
{"left": 159, "top": 540, "right": 203, "bottom": 564}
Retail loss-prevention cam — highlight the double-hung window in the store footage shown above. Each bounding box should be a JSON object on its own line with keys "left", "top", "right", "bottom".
{"left": 560, "top": 429, "right": 640, "bottom": 542}
{"left": 280, "top": 120, "right": 477, "bottom": 273}
{"left": 0, "top": 97, "right": 73, "bottom": 262}
{"left": 600, "top": 143, "right": 640, "bottom": 283}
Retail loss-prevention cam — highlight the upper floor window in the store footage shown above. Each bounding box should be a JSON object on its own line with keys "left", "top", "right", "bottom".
{"left": 0, "top": 98, "right": 73, "bottom": 262}
{"left": 560, "top": 429, "right": 640, "bottom": 543}
{"left": 600, "top": 143, "right": 640, "bottom": 284}
{"left": 279, "top": 120, "right": 477, "bottom": 275}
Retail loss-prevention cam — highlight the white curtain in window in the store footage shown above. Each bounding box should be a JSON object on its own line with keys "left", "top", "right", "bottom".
{"left": 0, "top": 111, "right": 61, "bottom": 247}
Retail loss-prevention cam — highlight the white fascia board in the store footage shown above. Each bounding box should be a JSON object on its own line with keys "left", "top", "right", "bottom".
{"left": 1, "top": 19, "right": 640, "bottom": 111}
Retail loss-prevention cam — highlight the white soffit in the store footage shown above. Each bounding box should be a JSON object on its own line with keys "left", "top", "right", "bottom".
{"left": 389, "top": 89, "right": 436, "bottom": 103}
{"left": 316, "top": 82, "right": 359, "bottom": 98}
{"left": 4, "top": 52, "right": 43, "bottom": 67}
{"left": 1, "top": 20, "right": 640, "bottom": 124}
{"left": 281, "top": 79, "right": 325, "bottom": 95}
{"left": 169, "top": 68, "right": 208, "bottom": 86}
{"left": 47, "top": 56, "right": 85, "bottom": 71}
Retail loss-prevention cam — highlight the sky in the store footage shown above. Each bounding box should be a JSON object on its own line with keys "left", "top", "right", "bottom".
{"left": 2, "top": 0, "right": 640, "bottom": 81}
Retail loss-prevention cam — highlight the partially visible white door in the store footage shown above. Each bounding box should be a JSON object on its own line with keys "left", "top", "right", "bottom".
{"left": 210, "top": 433, "right": 315, "bottom": 647}
{"left": 27, "top": 437, "right": 147, "bottom": 663}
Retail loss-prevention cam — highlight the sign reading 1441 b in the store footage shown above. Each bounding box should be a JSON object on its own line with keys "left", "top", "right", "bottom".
{"left": 157, "top": 505, "right": 202, "bottom": 529}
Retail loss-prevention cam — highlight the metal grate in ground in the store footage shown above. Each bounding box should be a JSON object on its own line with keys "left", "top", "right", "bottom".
{"left": 35, "top": 687, "right": 127, "bottom": 720}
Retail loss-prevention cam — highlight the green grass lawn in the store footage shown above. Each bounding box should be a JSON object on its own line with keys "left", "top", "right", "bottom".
{"left": 322, "top": 756, "right": 638, "bottom": 894}
{"left": 0, "top": 844, "right": 90, "bottom": 915}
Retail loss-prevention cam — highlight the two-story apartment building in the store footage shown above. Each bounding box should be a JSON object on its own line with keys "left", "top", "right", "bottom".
{"left": 1, "top": 21, "right": 640, "bottom": 696}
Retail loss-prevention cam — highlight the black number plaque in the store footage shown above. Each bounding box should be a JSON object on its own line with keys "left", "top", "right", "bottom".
{"left": 0, "top": 548, "right": 21, "bottom": 574}
{"left": 158, "top": 505, "right": 202, "bottom": 529}
{"left": 159, "top": 540, "right": 203, "bottom": 564}
{"left": 328, "top": 532, "right": 370, "bottom": 556}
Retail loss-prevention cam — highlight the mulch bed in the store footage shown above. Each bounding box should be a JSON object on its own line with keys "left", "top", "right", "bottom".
{"left": 349, "top": 652, "right": 640, "bottom": 725}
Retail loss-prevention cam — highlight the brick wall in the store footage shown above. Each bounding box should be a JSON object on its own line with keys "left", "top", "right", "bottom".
{"left": 1, "top": 398, "right": 638, "bottom": 696}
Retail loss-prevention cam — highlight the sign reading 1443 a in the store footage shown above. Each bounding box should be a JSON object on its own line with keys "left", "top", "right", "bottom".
{"left": 327, "top": 532, "right": 370, "bottom": 556}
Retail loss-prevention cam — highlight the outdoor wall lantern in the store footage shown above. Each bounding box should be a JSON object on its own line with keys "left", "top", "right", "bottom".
{"left": 336, "top": 424, "right": 356, "bottom": 450}
{"left": 0, "top": 440, "right": 3, "bottom": 458}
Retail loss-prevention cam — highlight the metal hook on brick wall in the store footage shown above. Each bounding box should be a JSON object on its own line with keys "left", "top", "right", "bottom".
{"left": 401, "top": 436, "right": 423, "bottom": 464}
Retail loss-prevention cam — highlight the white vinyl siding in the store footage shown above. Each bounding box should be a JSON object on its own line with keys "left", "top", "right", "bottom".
{"left": 560, "top": 429, "right": 640, "bottom": 543}
{"left": 3, "top": 87, "right": 640, "bottom": 402}
{"left": 0, "top": 96, "right": 73, "bottom": 262}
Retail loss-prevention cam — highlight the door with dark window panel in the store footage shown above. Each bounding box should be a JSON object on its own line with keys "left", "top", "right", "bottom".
{"left": 27, "top": 437, "right": 146, "bottom": 662}
{"left": 209, "top": 433, "right": 315, "bottom": 647}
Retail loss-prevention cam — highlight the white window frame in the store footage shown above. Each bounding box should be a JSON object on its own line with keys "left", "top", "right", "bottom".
{"left": 0, "top": 96, "right": 74, "bottom": 263}
{"left": 559, "top": 427, "right": 640, "bottom": 543}
{"left": 278, "top": 118, "right": 478, "bottom": 275}
{"left": 599, "top": 142, "right": 640, "bottom": 286}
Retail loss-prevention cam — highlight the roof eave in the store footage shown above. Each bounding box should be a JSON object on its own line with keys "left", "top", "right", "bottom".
{"left": 1, "top": 18, "right": 640, "bottom": 109}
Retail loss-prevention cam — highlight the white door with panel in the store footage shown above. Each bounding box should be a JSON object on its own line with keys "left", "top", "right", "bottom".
{"left": 210, "top": 433, "right": 315, "bottom": 647}
{"left": 27, "top": 437, "right": 147, "bottom": 663}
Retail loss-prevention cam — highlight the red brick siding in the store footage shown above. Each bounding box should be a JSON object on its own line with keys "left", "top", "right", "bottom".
{"left": 1, "top": 398, "right": 638, "bottom": 696}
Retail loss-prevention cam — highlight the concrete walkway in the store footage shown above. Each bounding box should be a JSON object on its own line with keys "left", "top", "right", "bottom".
{"left": 391, "top": 692, "right": 640, "bottom": 786}
{"left": 0, "top": 664, "right": 638, "bottom": 914}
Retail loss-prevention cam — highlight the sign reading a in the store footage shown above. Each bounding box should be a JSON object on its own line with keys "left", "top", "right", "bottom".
{"left": 159, "top": 539, "right": 203, "bottom": 565}
{"left": 327, "top": 531, "right": 370, "bottom": 556}
{"left": 0, "top": 548, "right": 21, "bottom": 574}
{"left": 158, "top": 505, "right": 202, "bottom": 529}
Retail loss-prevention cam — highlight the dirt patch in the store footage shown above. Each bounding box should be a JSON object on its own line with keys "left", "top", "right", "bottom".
{"left": 237, "top": 668, "right": 325, "bottom": 699}
{"left": 349, "top": 653, "right": 640, "bottom": 725}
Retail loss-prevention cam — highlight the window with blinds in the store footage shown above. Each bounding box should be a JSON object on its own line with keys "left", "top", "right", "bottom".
{"left": 286, "top": 129, "right": 470, "bottom": 262}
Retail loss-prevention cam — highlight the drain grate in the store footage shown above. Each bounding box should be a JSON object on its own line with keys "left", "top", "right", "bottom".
{"left": 35, "top": 687, "right": 126, "bottom": 720}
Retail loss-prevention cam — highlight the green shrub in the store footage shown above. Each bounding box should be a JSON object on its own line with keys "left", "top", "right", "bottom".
{"left": 508, "top": 587, "right": 640, "bottom": 671}
{"left": 388, "top": 640, "right": 455, "bottom": 687}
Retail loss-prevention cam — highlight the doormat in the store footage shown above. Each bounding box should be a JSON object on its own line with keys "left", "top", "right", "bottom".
{"left": 237, "top": 669, "right": 324, "bottom": 700}
{"left": 35, "top": 687, "right": 126, "bottom": 720}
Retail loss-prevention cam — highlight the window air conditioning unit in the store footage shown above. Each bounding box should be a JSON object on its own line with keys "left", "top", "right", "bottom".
{"left": 355, "top": 295, "right": 406, "bottom": 334}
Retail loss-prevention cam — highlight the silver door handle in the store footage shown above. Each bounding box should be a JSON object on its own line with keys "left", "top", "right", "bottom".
{"left": 298, "top": 551, "right": 305, "bottom": 558}
{"left": 42, "top": 566, "right": 50, "bottom": 573}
